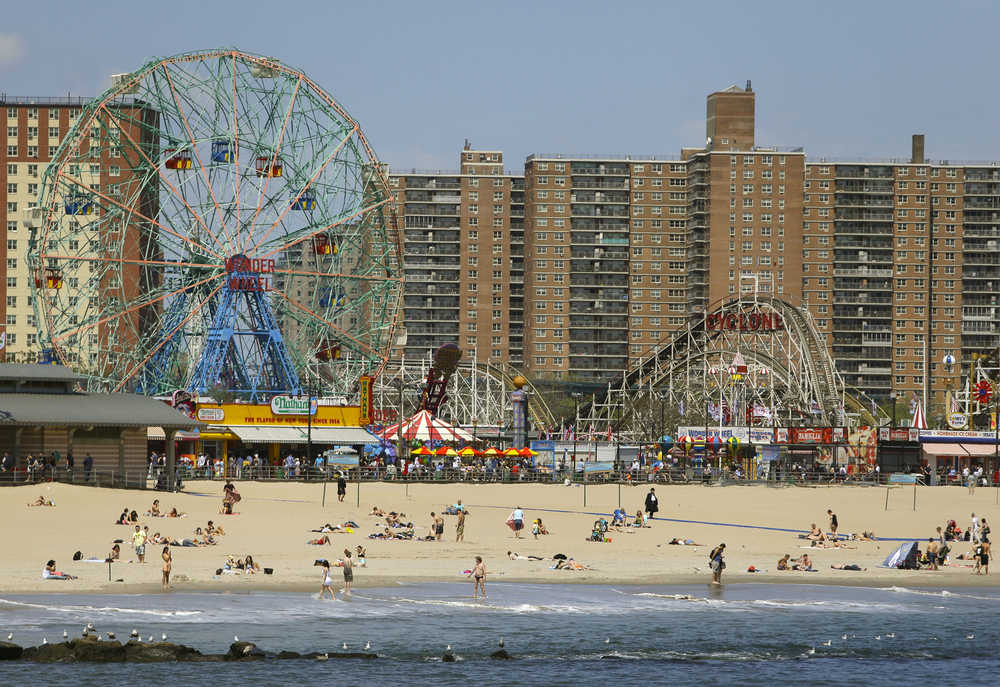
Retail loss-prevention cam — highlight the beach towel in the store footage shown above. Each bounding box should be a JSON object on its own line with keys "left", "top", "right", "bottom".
{"left": 505, "top": 516, "right": 516, "bottom": 531}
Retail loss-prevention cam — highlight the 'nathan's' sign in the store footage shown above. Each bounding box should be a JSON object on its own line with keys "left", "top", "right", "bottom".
{"left": 225, "top": 255, "right": 275, "bottom": 292}
{"left": 705, "top": 311, "right": 784, "bottom": 332}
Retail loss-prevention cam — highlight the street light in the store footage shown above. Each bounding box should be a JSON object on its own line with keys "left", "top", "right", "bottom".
{"left": 943, "top": 354, "right": 957, "bottom": 428}
{"left": 889, "top": 391, "right": 897, "bottom": 428}
{"left": 571, "top": 392, "right": 583, "bottom": 479}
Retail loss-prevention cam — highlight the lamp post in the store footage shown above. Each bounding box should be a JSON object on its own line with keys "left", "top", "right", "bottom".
{"left": 889, "top": 391, "right": 897, "bottom": 428}
{"left": 942, "top": 353, "right": 956, "bottom": 429}
{"left": 571, "top": 392, "right": 583, "bottom": 480}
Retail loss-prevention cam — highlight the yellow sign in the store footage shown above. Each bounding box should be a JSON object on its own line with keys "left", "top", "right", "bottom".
{"left": 196, "top": 402, "right": 362, "bottom": 427}
{"left": 359, "top": 376, "right": 373, "bottom": 425}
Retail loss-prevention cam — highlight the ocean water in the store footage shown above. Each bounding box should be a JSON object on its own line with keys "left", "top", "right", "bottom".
{"left": 1, "top": 583, "right": 998, "bottom": 686}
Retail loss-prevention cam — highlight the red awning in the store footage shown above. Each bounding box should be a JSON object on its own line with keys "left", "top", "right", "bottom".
{"left": 922, "top": 443, "right": 998, "bottom": 457}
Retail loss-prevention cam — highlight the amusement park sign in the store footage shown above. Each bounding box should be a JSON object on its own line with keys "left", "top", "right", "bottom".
{"left": 705, "top": 311, "right": 784, "bottom": 332}
{"left": 225, "top": 255, "right": 275, "bottom": 292}
{"left": 270, "top": 395, "right": 318, "bottom": 416}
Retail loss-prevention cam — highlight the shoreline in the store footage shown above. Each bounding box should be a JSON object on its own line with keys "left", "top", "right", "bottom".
{"left": 3, "top": 480, "right": 997, "bottom": 596}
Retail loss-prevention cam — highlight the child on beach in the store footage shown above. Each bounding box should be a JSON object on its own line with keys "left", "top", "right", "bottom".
{"left": 469, "top": 556, "right": 486, "bottom": 598}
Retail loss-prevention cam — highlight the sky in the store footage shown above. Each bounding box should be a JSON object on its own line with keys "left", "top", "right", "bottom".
{"left": 2, "top": 0, "right": 999, "bottom": 171}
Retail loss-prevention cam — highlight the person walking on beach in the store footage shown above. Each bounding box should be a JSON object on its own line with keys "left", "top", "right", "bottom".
{"left": 342, "top": 549, "right": 354, "bottom": 597}
{"left": 132, "top": 525, "right": 147, "bottom": 564}
{"left": 431, "top": 512, "right": 445, "bottom": 541}
{"left": 456, "top": 508, "right": 467, "bottom": 542}
{"left": 469, "top": 555, "right": 486, "bottom": 598}
{"left": 971, "top": 513, "right": 980, "bottom": 543}
{"left": 318, "top": 559, "right": 336, "bottom": 600}
{"left": 827, "top": 509, "right": 839, "bottom": 546}
{"left": 708, "top": 543, "right": 726, "bottom": 584}
{"left": 644, "top": 488, "right": 659, "bottom": 520}
{"left": 337, "top": 473, "right": 347, "bottom": 503}
{"left": 510, "top": 506, "right": 525, "bottom": 539}
{"left": 161, "top": 546, "right": 172, "bottom": 589}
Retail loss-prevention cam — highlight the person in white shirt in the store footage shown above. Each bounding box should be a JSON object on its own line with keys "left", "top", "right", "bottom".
{"left": 972, "top": 513, "right": 980, "bottom": 543}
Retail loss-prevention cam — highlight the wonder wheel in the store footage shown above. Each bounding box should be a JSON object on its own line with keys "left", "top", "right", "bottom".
{"left": 28, "top": 49, "right": 402, "bottom": 401}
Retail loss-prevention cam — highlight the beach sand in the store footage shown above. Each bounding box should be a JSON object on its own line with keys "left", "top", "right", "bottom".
{"left": 2, "top": 479, "right": 997, "bottom": 594}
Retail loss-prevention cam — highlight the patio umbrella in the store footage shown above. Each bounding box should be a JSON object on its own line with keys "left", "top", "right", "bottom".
{"left": 518, "top": 447, "right": 537, "bottom": 457}
{"left": 377, "top": 409, "right": 475, "bottom": 442}
{"left": 411, "top": 446, "right": 433, "bottom": 456}
{"left": 457, "top": 446, "right": 481, "bottom": 457}
{"left": 482, "top": 447, "right": 501, "bottom": 456}
{"left": 502, "top": 448, "right": 521, "bottom": 457}
{"left": 435, "top": 446, "right": 459, "bottom": 457}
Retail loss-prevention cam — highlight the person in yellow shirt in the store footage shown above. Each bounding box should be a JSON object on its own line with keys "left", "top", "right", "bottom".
{"left": 132, "top": 525, "right": 147, "bottom": 564}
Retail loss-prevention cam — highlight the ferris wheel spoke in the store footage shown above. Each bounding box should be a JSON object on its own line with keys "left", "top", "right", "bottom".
{"left": 245, "top": 123, "right": 359, "bottom": 257}
{"left": 101, "top": 103, "right": 227, "bottom": 256}
{"left": 258, "top": 196, "right": 391, "bottom": 261}
{"left": 49, "top": 269, "right": 223, "bottom": 346}
{"left": 230, "top": 53, "right": 243, "bottom": 238}
{"left": 274, "top": 289, "right": 383, "bottom": 360}
{"left": 241, "top": 75, "right": 302, "bottom": 255}
{"left": 161, "top": 63, "right": 238, "bottom": 256}
{"left": 111, "top": 280, "right": 225, "bottom": 393}
{"left": 55, "top": 172, "right": 225, "bottom": 262}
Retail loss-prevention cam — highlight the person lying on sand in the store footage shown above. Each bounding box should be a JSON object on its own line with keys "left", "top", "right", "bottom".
{"left": 668, "top": 537, "right": 702, "bottom": 546}
{"left": 148, "top": 532, "right": 166, "bottom": 545}
{"left": 830, "top": 563, "right": 867, "bottom": 571}
{"left": 554, "top": 558, "right": 591, "bottom": 570}
{"left": 168, "top": 508, "right": 186, "bottom": 518}
{"left": 370, "top": 506, "right": 386, "bottom": 517}
{"left": 508, "top": 551, "right": 544, "bottom": 561}
{"left": 168, "top": 538, "right": 200, "bottom": 547}
{"left": 27, "top": 495, "right": 54, "bottom": 507}
{"left": 308, "top": 535, "right": 332, "bottom": 546}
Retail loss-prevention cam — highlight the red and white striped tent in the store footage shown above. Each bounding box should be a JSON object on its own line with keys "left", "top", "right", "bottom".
{"left": 377, "top": 409, "right": 475, "bottom": 442}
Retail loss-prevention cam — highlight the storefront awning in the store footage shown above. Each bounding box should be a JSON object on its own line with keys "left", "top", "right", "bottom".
{"left": 299, "top": 426, "right": 379, "bottom": 444}
{"left": 147, "top": 427, "right": 200, "bottom": 441}
{"left": 922, "top": 443, "right": 999, "bottom": 457}
{"left": 229, "top": 426, "right": 311, "bottom": 444}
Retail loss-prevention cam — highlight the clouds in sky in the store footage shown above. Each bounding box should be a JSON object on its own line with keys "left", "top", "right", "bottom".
{"left": 0, "top": 33, "right": 26, "bottom": 67}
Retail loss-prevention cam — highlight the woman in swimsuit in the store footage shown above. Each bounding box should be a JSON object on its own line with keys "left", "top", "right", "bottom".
{"left": 318, "top": 559, "right": 336, "bottom": 600}
{"left": 161, "top": 546, "right": 172, "bottom": 588}
{"left": 470, "top": 555, "right": 486, "bottom": 598}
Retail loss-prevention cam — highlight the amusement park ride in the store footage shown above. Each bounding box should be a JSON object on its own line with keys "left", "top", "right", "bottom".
{"left": 28, "top": 49, "right": 403, "bottom": 403}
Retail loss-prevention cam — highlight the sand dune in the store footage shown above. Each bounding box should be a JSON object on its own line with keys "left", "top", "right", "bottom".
{"left": 1, "top": 479, "right": 996, "bottom": 594}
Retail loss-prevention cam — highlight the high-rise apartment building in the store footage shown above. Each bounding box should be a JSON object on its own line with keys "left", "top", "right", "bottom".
{"left": 388, "top": 145, "right": 524, "bottom": 365}
{"left": 802, "top": 137, "right": 1000, "bottom": 416}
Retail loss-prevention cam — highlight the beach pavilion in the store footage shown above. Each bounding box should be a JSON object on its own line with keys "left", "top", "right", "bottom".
{"left": 0, "top": 364, "right": 200, "bottom": 487}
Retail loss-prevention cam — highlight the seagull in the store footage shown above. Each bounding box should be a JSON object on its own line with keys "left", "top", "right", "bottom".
{"left": 234, "top": 635, "right": 239, "bottom": 643}
{"left": 604, "top": 637, "right": 611, "bottom": 644}
{"left": 148, "top": 636, "right": 154, "bottom": 643}
{"left": 161, "top": 633, "right": 167, "bottom": 641}
{"left": 807, "top": 647, "right": 815, "bottom": 655}
{"left": 841, "top": 634, "right": 847, "bottom": 640}
{"left": 315, "top": 653, "right": 329, "bottom": 661}
{"left": 875, "top": 635, "right": 881, "bottom": 641}
{"left": 106, "top": 632, "right": 116, "bottom": 640}
{"left": 342, "top": 641, "right": 348, "bottom": 651}
{"left": 499, "top": 637, "right": 505, "bottom": 648}
{"left": 967, "top": 633, "right": 975, "bottom": 640}
{"left": 886, "top": 633, "right": 895, "bottom": 639}
{"left": 241, "top": 644, "right": 253, "bottom": 656}
{"left": 42, "top": 638, "right": 48, "bottom": 645}
{"left": 821, "top": 640, "right": 832, "bottom": 646}
{"left": 130, "top": 629, "right": 138, "bottom": 638}
{"left": 63, "top": 630, "right": 68, "bottom": 639}
{"left": 364, "top": 641, "right": 371, "bottom": 651}
{"left": 7, "top": 633, "right": 12, "bottom": 641}
{"left": 446, "top": 644, "right": 452, "bottom": 651}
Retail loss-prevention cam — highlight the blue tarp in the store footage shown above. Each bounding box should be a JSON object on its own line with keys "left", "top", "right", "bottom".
{"left": 881, "top": 541, "right": 917, "bottom": 568}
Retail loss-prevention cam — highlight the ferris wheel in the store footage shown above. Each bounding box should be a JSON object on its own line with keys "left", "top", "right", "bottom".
{"left": 28, "top": 49, "right": 402, "bottom": 401}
